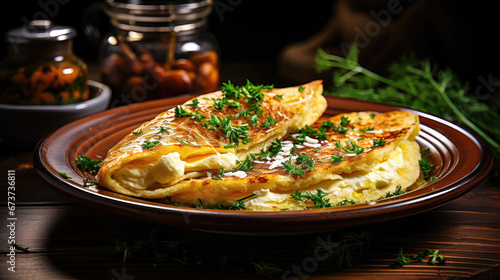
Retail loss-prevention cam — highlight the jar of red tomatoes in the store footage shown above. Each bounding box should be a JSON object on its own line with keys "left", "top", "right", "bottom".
{"left": 98, "top": 0, "right": 220, "bottom": 105}
{"left": 0, "top": 20, "right": 89, "bottom": 105}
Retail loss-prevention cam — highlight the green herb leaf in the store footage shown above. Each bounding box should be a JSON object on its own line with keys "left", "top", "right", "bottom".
{"left": 419, "top": 158, "right": 435, "bottom": 181}
{"left": 336, "top": 141, "right": 364, "bottom": 155}
{"left": 372, "top": 138, "right": 386, "bottom": 148}
{"left": 394, "top": 248, "right": 412, "bottom": 267}
{"left": 380, "top": 185, "right": 406, "bottom": 199}
{"left": 260, "top": 115, "right": 278, "bottom": 128}
{"left": 185, "top": 98, "right": 199, "bottom": 108}
{"left": 58, "top": 172, "right": 72, "bottom": 179}
{"left": 75, "top": 155, "right": 102, "bottom": 175}
{"left": 174, "top": 105, "right": 193, "bottom": 118}
{"left": 331, "top": 154, "right": 343, "bottom": 164}
{"left": 158, "top": 126, "right": 170, "bottom": 134}
{"left": 291, "top": 189, "right": 333, "bottom": 208}
{"left": 177, "top": 139, "right": 193, "bottom": 146}
{"left": 132, "top": 129, "right": 142, "bottom": 135}
{"left": 142, "top": 140, "right": 160, "bottom": 150}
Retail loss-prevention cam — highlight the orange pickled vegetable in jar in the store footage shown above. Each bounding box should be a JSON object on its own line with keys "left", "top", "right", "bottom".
{"left": 0, "top": 20, "right": 88, "bottom": 105}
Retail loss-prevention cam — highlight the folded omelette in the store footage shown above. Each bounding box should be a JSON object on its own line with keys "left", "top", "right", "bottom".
{"left": 153, "top": 110, "right": 422, "bottom": 210}
{"left": 97, "top": 80, "right": 328, "bottom": 198}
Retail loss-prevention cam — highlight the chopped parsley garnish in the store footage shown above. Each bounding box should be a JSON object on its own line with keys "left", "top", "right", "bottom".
{"left": 132, "top": 129, "right": 142, "bottom": 135}
{"left": 260, "top": 115, "right": 278, "bottom": 128}
{"left": 142, "top": 140, "right": 160, "bottom": 150}
{"left": 336, "top": 141, "right": 364, "bottom": 155}
{"left": 58, "top": 172, "right": 72, "bottom": 179}
{"left": 371, "top": 138, "right": 386, "bottom": 148}
{"left": 207, "top": 114, "right": 223, "bottom": 128}
{"left": 222, "top": 117, "right": 252, "bottom": 145}
{"left": 419, "top": 148, "right": 437, "bottom": 181}
{"left": 83, "top": 178, "right": 99, "bottom": 187}
{"left": 291, "top": 125, "right": 326, "bottom": 144}
{"left": 208, "top": 194, "right": 256, "bottom": 210}
{"left": 298, "top": 86, "right": 305, "bottom": 92}
{"left": 174, "top": 80, "right": 274, "bottom": 147}
{"left": 358, "top": 127, "right": 374, "bottom": 132}
{"left": 336, "top": 199, "right": 356, "bottom": 206}
{"left": 379, "top": 185, "right": 406, "bottom": 199}
{"left": 319, "top": 117, "right": 350, "bottom": 134}
{"left": 174, "top": 105, "right": 193, "bottom": 118}
{"left": 419, "top": 158, "right": 436, "bottom": 181}
{"left": 291, "top": 189, "right": 332, "bottom": 208}
{"left": 177, "top": 139, "right": 193, "bottom": 146}
{"left": 75, "top": 155, "right": 102, "bottom": 175}
{"left": 232, "top": 156, "right": 254, "bottom": 171}
{"left": 211, "top": 97, "right": 226, "bottom": 110}
{"left": 282, "top": 150, "right": 315, "bottom": 176}
{"left": 220, "top": 80, "right": 273, "bottom": 104}
{"left": 248, "top": 114, "right": 259, "bottom": 126}
{"left": 267, "top": 138, "right": 282, "bottom": 157}
{"left": 185, "top": 98, "right": 199, "bottom": 108}
{"left": 331, "top": 154, "right": 343, "bottom": 164}
{"left": 158, "top": 126, "right": 170, "bottom": 134}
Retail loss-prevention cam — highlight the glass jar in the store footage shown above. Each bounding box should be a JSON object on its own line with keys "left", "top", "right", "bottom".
{"left": 0, "top": 20, "right": 89, "bottom": 105}
{"left": 98, "top": 0, "right": 220, "bottom": 104}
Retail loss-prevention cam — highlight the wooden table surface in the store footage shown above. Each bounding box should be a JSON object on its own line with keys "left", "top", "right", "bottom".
{"left": 1, "top": 62, "right": 500, "bottom": 280}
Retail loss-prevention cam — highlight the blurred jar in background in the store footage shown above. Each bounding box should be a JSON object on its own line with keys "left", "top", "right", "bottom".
{"left": 97, "top": 0, "right": 220, "bottom": 104}
{"left": 0, "top": 20, "right": 89, "bottom": 105}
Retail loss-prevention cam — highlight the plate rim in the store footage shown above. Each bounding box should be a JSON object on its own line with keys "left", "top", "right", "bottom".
{"left": 33, "top": 95, "right": 493, "bottom": 233}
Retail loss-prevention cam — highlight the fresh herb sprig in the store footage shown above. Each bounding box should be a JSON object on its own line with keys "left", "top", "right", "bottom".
{"left": 174, "top": 80, "right": 274, "bottom": 147}
{"left": 336, "top": 140, "right": 364, "bottom": 155}
{"left": 291, "top": 189, "right": 332, "bottom": 208}
{"left": 379, "top": 185, "right": 406, "bottom": 199}
{"left": 419, "top": 148, "right": 437, "bottom": 182}
{"left": 316, "top": 45, "right": 500, "bottom": 177}
{"left": 282, "top": 151, "right": 315, "bottom": 176}
{"left": 75, "top": 155, "right": 102, "bottom": 175}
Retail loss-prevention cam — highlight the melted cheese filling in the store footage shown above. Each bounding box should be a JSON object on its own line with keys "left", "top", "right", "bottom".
{"left": 244, "top": 146, "right": 404, "bottom": 211}
{"left": 114, "top": 153, "right": 237, "bottom": 190}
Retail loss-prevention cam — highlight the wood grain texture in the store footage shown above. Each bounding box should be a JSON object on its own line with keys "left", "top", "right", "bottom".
{"left": 1, "top": 178, "right": 499, "bottom": 280}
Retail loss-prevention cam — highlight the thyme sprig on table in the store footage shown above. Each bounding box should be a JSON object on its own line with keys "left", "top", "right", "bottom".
{"left": 316, "top": 46, "right": 500, "bottom": 177}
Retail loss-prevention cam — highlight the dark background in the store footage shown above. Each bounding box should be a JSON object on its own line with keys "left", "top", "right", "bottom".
{"left": 0, "top": 1, "right": 332, "bottom": 63}
{"left": 1, "top": 1, "right": 499, "bottom": 87}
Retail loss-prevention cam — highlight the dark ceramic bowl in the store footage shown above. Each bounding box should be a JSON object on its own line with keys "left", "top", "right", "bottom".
{"left": 0, "top": 80, "right": 111, "bottom": 147}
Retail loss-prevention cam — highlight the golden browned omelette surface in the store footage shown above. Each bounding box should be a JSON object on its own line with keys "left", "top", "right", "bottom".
{"left": 160, "top": 110, "right": 421, "bottom": 211}
{"left": 96, "top": 80, "right": 327, "bottom": 198}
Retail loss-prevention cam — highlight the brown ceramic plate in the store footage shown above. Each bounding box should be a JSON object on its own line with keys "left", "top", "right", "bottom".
{"left": 34, "top": 96, "right": 493, "bottom": 235}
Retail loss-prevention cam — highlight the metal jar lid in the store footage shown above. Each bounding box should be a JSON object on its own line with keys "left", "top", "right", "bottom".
{"left": 104, "top": 0, "right": 213, "bottom": 33}
{"left": 6, "top": 20, "right": 77, "bottom": 44}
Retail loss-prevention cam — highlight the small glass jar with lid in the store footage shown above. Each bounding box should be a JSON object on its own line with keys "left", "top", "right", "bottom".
{"left": 0, "top": 20, "right": 89, "bottom": 105}
{"left": 98, "top": 0, "right": 220, "bottom": 104}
